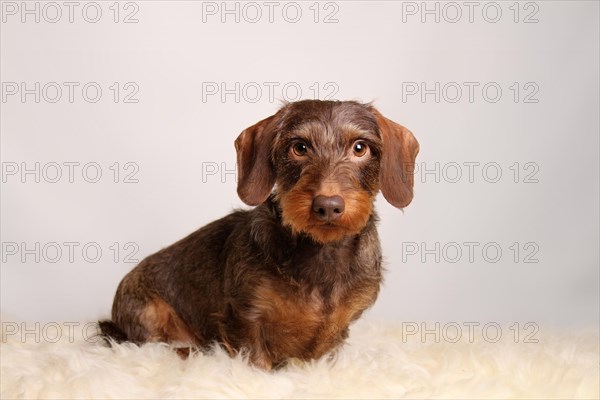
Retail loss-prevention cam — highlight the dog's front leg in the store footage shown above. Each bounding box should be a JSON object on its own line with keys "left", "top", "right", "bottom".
{"left": 246, "top": 323, "right": 274, "bottom": 370}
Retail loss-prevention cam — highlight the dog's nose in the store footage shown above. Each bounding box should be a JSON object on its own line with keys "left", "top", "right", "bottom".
{"left": 312, "top": 195, "right": 345, "bottom": 222}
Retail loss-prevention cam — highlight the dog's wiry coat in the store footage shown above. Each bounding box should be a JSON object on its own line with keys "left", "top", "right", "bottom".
{"left": 100, "top": 100, "right": 419, "bottom": 369}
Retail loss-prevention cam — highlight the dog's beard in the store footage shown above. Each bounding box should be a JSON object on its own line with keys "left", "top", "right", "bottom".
{"left": 277, "top": 188, "right": 374, "bottom": 244}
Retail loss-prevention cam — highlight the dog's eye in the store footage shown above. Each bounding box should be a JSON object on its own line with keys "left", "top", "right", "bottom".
{"left": 292, "top": 142, "right": 308, "bottom": 157}
{"left": 352, "top": 141, "right": 368, "bottom": 157}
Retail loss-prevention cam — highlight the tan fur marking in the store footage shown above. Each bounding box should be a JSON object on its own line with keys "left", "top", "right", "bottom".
{"left": 250, "top": 283, "right": 324, "bottom": 363}
{"left": 139, "top": 298, "right": 196, "bottom": 344}
{"left": 279, "top": 180, "right": 374, "bottom": 244}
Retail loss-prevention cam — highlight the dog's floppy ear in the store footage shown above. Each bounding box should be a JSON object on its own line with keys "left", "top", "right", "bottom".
{"left": 235, "top": 115, "right": 278, "bottom": 206}
{"left": 370, "top": 107, "right": 419, "bottom": 209}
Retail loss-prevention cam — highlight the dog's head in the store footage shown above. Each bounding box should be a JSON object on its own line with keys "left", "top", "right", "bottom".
{"left": 235, "top": 100, "right": 419, "bottom": 243}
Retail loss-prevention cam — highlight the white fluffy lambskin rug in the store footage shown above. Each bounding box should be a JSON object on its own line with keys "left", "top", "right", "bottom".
{"left": 1, "top": 318, "right": 598, "bottom": 399}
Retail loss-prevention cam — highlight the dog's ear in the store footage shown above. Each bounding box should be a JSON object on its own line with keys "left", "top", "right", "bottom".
{"left": 235, "top": 115, "right": 278, "bottom": 206}
{"left": 370, "top": 107, "right": 419, "bottom": 208}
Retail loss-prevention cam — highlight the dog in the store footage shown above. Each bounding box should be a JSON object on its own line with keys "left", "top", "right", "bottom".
{"left": 99, "top": 100, "right": 419, "bottom": 370}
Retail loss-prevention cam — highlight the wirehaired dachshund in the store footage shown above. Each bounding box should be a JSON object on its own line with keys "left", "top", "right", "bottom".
{"left": 99, "top": 100, "right": 419, "bottom": 369}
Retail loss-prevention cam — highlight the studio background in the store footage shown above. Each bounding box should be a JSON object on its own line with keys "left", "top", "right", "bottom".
{"left": 1, "top": 1, "right": 598, "bottom": 330}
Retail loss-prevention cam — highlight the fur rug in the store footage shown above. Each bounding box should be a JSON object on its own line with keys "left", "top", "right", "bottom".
{"left": 1, "top": 319, "right": 598, "bottom": 399}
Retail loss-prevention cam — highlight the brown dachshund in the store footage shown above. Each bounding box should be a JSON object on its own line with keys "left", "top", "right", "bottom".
{"left": 99, "top": 100, "right": 419, "bottom": 369}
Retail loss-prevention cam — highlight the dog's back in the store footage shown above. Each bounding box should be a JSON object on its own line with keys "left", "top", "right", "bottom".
{"left": 102, "top": 210, "right": 247, "bottom": 345}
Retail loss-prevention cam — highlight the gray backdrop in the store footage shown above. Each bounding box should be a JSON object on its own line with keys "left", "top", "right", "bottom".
{"left": 1, "top": 1, "right": 598, "bottom": 331}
